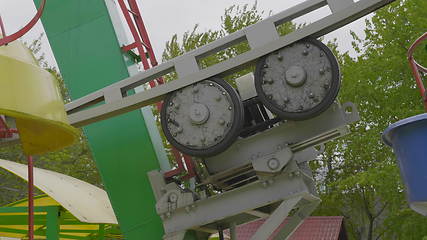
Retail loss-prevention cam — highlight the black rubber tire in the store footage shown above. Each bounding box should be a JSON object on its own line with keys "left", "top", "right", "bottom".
{"left": 254, "top": 38, "right": 340, "bottom": 121}
{"left": 161, "top": 77, "right": 244, "bottom": 157}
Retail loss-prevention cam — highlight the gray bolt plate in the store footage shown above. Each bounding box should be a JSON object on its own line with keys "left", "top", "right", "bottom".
{"left": 163, "top": 80, "right": 235, "bottom": 150}
{"left": 255, "top": 38, "right": 340, "bottom": 120}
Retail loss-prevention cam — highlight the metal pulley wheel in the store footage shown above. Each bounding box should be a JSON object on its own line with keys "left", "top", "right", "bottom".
{"left": 161, "top": 78, "right": 244, "bottom": 157}
{"left": 254, "top": 38, "right": 340, "bottom": 120}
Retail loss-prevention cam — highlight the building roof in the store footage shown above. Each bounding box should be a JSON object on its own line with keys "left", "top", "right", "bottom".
{"left": 225, "top": 216, "right": 346, "bottom": 240}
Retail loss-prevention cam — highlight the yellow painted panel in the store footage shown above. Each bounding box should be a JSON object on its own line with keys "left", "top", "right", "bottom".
{"left": 0, "top": 41, "right": 79, "bottom": 155}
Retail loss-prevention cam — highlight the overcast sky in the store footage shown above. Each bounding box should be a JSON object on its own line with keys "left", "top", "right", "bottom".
{"left": 0, "top": 0, "right": 368, "bottom": 69}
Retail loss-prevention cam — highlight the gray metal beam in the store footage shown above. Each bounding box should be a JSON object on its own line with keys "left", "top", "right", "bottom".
{"left": 65, "top": 0, "right": 395, "bottom": 127}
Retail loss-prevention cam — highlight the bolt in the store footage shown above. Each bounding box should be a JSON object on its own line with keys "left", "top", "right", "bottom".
{"left": 262, "top": 181, "right": 269, "bottom": 188}
{"left": 209, "top": 83, "right": 214, "bottom": 86}
{"left": 320, "top": 52, "right": 324, "bottom": 57}
{"left": 169, "top": 193, "right": 178, "bottom": 202}
{"left": 169, "top": 102, "right": 173, "bottom": 106}
{"left": 309, "top": 92, "right": 315, "bottom": 99}
{"left": 306, "top": 44, "right": 310, "bottom": 48}
{"left": 228, "top": 106, "right": 232, "bottom": 110}
{"left": 277, "top": 55, "right": 283, "bottom": 61}
{"left": 320, "top": 68, "right": 325, "bottom": 75}
{"left": 324, "top": 83, "right": 330, "bottom": 89}
{"left": 222, "top": 91, "right": 226, "bottom": 95}
{"left": 302, "top": 50, "right": 308, "bottom": 56}
{"left": 177, "top": 127, "right": 183, "bottom": 133}
{"left": 284, "top": 97, "right": 290, "bottom": 103}
{"left": 268, "top": 95, "right": 273, "bottom": 100}
{"left": 264, "top": 64, "right": 269, "bottom": 68}
{"left": 267, "top": 158, "right": 280, "bottom": 170}
{"left": 218, "top": 119, "right": 225, "bottom": 125}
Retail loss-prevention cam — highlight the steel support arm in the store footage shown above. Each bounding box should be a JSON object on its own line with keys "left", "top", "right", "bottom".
{"left": 65, "top": 0, "right": 395, "bottom": 127}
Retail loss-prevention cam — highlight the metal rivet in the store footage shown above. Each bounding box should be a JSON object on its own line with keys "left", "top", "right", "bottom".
{"left": 169, "top": 102, "right": 173, "bottom": 106}
{"left": 284, "top": 97, "right": 290, "bottom": 103}
{"left": 277, "top": 55, "right": 283, "bottom": 61}
{"left": 264, "top": 64, "right": 269, "bottom": 68}
{"left": 268, "top": 95, "right": 273, "bottom": 100}
{"left": 177, "top": 127, "right": 183, "bottom": 133}
{"left": 320, "top": 68, "right": 325, "bottom": 75}
{"left": 324, "top": 83, "right": 330, "bottom": 89}
{"left": 222, "top": 91, "right": 226, "bottom": 95}
{"left": 228, "top": 106, "right": 232, "bottom": 110}
{"left": 302, "top": 50, "right": 308, "bottom": 56}
{"left": 309, "top": 92, "right": 315, "bottom": 99}
{"left": 320, "top": 52, "right": 324, "bottom": 57}
{"left": 209, "top": 83, "right": 214, "bottom": 86}
{"left": 306, "top": 44, "right": 310, "bottom": 48}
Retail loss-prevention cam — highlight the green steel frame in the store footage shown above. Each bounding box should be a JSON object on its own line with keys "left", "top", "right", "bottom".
{"left": 32, "top": 0, "right": 165, "bottom": 239}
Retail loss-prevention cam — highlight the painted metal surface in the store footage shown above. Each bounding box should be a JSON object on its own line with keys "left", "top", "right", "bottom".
{"left": 407, "top": 32, "right": 427, "bottom": 111}
{"left": 0, "top": 195, "right": 118, "bottom": 239}
{"left": 33, "top": 0, "right": 164, "bottom": 238}
{"left": 0, "top": 159, "right": 117, "bottom": 224}
{"left": 0, "top": 41, "right": 79, "bottom": 155}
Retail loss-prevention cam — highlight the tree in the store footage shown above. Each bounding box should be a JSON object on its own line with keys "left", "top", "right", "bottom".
{"left": 0, "top": 35, "right": 101, "bottom": 206}
{"left": 313, "top": 0, "right": 427, "bottom": 239}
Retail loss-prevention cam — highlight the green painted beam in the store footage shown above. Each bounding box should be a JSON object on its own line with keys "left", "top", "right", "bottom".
{"left": 33, "top": 0, "right": 164, "bottom": 239}
{"left": 46, "top": 207, "right": 59, "bottom": 240}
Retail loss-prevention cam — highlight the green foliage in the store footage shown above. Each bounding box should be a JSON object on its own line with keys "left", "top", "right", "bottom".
{"left": 313, "top": 0, "right": 427, "bottom": 239}
{"left": 0, "top": 36, "right": 101, "bottom": 206}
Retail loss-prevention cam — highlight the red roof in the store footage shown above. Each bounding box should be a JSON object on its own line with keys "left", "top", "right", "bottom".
{"left": 226, "top": 216, "right": 346, "bottom": 240}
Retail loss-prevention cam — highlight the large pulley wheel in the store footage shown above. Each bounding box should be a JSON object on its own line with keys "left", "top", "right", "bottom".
{"left": 161, "top": 78, "right": 244, "bottom": 157}
{"left": 254, "top": 38, "right": 340, "bottom": 120}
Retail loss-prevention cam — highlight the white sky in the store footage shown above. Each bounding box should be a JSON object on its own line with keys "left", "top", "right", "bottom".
{"left": 0, "top": 0, "right": 368, "bottom": 69}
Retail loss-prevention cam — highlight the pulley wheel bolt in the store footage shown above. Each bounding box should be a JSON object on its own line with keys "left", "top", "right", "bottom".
{"left": 267, "top": 158, "right": 280, "bottom": 170}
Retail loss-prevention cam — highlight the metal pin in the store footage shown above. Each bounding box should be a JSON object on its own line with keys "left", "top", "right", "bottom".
{"left": 324, "top": 83, "right": 330, "bottom": 89}
{"left": 209, "top": 83, "right": 214, "bottom": 86}
{"left": 309, "top": 92, "right": 315, "bottom": 98}
{"left": 222, "top": 91, "right": 226, "bottom": 95}
{"left": 228, "top": 106, "right": 232, "bottom": 110}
